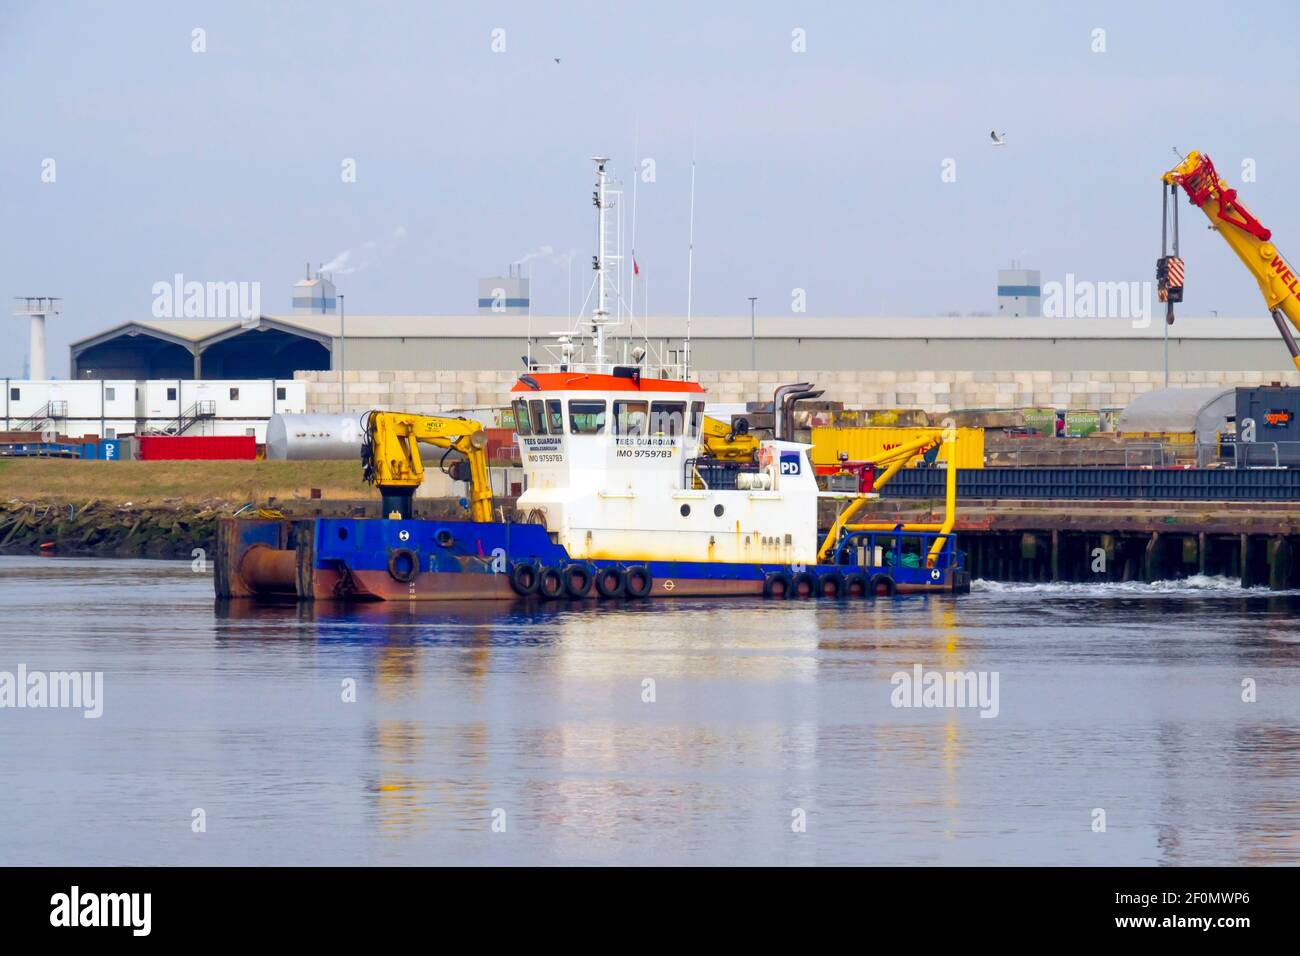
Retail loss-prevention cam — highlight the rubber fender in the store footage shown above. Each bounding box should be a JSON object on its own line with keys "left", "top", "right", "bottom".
{"left": 594, "top": 566, "right": 625, "bottom": 599}
{"left": 789, "top": 570, "right": 817, "bottom": 598}
{"left": 386, "top": 547, "right": 420, "bottom": 583}
{"left": 762, "top": 570, "right": 793, "bottom": 598}
{"left": 509, "top": 561, "right": 540, "bottom": 596}
{"left": 537, "top": 566, "right": 566, "bottom": 600}
{"left": 563, "top": 563, "right": 594, "bottom": 599}
{"left": 817, "top": 570, "right": 845, "bottom": 598}
{"left": 868, "top": 573, "right": 897, "bottom": 597}
{"left": 841, "top": 571, "right": 869, "bottom": 598}
{"left": 624, "top": 565, "right": 653, "bottom": 598}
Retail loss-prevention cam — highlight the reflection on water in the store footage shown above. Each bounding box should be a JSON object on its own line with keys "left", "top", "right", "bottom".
{"left": 0, "top": 555, "right": 1296, "bottom": 865}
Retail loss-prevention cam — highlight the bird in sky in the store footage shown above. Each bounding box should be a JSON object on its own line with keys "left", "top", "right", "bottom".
{"left": 990, "top": 130, "right": 1006, "bottom": 146}
{"left": 554, "top": 57, "right": 561, "bottom": 64}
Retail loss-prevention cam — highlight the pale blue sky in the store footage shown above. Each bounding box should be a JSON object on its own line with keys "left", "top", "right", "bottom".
{"left": 3, "top": 1, "right": 1300, "bottom": 375}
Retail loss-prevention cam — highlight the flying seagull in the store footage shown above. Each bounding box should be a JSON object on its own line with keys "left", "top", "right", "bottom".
{"left": 990, "top": 130, "right": 1006, "bottom": 146}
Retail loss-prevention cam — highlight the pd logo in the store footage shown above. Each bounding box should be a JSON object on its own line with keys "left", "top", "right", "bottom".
{"left": 779, "top": 452, "right": 802, "bottom": 476}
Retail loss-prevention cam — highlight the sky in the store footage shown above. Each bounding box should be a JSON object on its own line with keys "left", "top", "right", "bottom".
{"left": 3, "top": 1, "right": 1300, "bottom": 375}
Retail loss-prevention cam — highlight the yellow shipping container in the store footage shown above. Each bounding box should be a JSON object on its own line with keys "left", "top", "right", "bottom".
{"left": 811, "top": 426, "right": 985, "bottom": 469}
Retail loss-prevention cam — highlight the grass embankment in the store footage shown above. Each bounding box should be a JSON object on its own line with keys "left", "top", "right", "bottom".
{"left": 0, "top": 459, "right": 376, "bottom": 558}
{"left": 0, "top": 458, "right": 372, "bottom": 506}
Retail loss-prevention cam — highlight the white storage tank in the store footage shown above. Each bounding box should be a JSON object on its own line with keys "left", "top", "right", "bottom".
{"left": 266, "top": 412, "right": 369, "bottom": 460}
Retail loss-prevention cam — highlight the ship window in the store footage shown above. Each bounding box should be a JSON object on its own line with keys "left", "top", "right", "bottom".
{"left": 546, "top": 400, "right": 564, "bottom": 434}
{"left": 569, "top": 400, "right": 606, "bottom": 434}
{"left": 650, "top": 401, "right": 686, "bottom": 437}
{"left": 613, "top": 400, "right": 649, "bottom": 436}
{"left": 688, "top": 401, "right": 704, "bottom": 438}
{"left": 512, "top": 400, "right": 533, "bottom": 436}
{"left": 528, "top": 400, "right": 547, "bottom": 435}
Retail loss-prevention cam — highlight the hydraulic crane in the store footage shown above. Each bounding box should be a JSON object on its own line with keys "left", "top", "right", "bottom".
{"left": 361, "top": 411, "right": 493, "bottom": 522}
{"left": 1162, "top": 150, "right": 1300, "bottom": 372}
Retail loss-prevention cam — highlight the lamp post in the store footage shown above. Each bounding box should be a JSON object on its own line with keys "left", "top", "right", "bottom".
{"left": 748, "top": 296, "right": 758, "bottom": 371}
{"left": 338, "top": 293, "right": 346, "bottom": 411}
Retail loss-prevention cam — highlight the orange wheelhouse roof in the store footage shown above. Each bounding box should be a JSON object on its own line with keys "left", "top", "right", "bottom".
{"left": 512, "top": 372, "right": 706, "bottom": 394}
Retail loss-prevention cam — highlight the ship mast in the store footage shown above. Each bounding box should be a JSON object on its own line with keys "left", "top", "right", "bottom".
{"left": 590, "top": 156, "right": 621, "bottom": 368}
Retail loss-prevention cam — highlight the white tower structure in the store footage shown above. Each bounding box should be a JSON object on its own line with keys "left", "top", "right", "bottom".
{"left": 13, "top": 297, "right": 61, "bottom": 380}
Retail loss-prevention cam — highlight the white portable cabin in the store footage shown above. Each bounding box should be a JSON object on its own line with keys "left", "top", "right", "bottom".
{"left": 136, "top": 379, "right": 306, "bottom": 431}
{"left": 510, "top": 372, "right": 820, "bottom": 565}
{"left": 3, "top": 379, "right": 137, "bottom": 437}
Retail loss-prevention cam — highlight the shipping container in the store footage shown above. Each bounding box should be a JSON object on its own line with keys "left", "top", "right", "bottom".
{"left": 135, "top": 435, "right": 257, "bottom": 460}
{"left": 811, "top": 426, "right": 985, "bottom": 470}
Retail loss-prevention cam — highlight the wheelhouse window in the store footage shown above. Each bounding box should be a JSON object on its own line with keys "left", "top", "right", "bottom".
{"left": 569, "top": 399, "right": 606, "bottom": 434}
{"left": 649, "top": 401, "right": 686, "bottom": 437}
{"left": 512, "top": 399, "right": 533, "bottom": 436}
{"left": 613, "top": 400, "right": 649, "bottom": 436}
{"left": 688, "top": 401, "right": 704, "bottom": 438}
{"left": 528, "top": 399, "right": 547, "bottom": 435}
{"left": 546, "top": 400, "right": 564, "bottom": 434}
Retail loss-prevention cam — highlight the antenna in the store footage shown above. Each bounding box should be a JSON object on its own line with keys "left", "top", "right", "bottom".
{"left": 630, "top": 121, "right": 641, "bottom": 357}
{"left": 685, "top": 135, "right": 697, "bottom": 376}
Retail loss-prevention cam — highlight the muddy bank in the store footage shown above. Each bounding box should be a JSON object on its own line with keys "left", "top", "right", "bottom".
{"left": 0, "top": 497, "right": 518, "bottom": 560}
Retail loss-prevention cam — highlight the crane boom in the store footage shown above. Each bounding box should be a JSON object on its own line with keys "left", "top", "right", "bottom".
{"left": 1163, "top": 150, "right": 1300, "bottom": 371}
{"left": 361, "top": 411, "right": 493, "bottom": 522}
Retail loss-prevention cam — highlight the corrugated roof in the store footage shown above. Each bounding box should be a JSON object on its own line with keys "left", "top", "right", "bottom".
{"left": 71, "top": 314, "right": 1286, "bottom": 349}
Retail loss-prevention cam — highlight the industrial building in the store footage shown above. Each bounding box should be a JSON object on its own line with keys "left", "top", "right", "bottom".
{"left": 66, "top": 314, "right": 1300, "bottom": 380}
{"left": 997, "top": 268, "right": 1042, "bottom": 317}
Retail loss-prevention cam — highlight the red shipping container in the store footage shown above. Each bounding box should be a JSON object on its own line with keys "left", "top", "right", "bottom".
{"left": 136, "top": 435, "right": 257, "bottom": 461}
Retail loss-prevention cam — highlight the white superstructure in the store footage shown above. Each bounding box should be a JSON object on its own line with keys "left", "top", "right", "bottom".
{"left": 510, "top": 374, "right": 818, "bottom": 564}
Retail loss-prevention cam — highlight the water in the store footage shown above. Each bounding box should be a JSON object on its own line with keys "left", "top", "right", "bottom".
{"left": 1, "top": 555, "right": 1296, "bottom": 866}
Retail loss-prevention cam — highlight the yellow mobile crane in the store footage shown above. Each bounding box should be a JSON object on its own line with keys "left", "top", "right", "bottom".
{"left": 361, "top": 411, "right": 493, "bottom": 522}
{"left": 1162, "top": 150, "right": 1300, "bottom": 370}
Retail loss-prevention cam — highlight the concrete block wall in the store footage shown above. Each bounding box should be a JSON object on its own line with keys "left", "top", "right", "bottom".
{"left": 296, "top": 368, "right": 1300, "bottom": 416}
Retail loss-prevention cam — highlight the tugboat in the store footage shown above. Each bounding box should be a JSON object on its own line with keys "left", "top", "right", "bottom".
{"left": 215, "top": 159, "right": 969, "bottom": 602}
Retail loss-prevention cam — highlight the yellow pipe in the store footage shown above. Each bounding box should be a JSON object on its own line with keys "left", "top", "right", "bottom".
{"left": 849, "top": 522, "right": 944, "bottom": 531}
{"left": 815, "top": 431, "right": 946, "bottom": 562}
{"left": 925, "top": 435, "right": 958, "bottom": 568}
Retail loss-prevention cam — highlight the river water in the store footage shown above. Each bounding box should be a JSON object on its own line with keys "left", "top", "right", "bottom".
{"left": 0, "top": 555, "right": 1296, "bottom": 866}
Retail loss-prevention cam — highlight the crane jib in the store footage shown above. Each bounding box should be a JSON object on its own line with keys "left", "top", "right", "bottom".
{"left": 1269, "top": 253, "right": 1300, "bottom": 297}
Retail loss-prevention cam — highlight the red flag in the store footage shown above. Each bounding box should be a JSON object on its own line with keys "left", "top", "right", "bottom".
{"left": 633, "top": 258, "right": 640, "bottom": 275}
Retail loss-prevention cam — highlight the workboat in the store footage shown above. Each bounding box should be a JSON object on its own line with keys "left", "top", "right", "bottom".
{"left": 215, "top": 158, "right": 969, "bottom": 602}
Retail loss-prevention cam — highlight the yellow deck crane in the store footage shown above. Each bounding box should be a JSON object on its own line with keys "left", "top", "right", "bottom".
{"left": 816, "top": 428, "right": 957, "bottom": 568}
{"left": 700, "top": 415, "right": 761, "bottom": 461}
{"left": 1162, "top": 150, "right": 1300, "bottom": 371}
{"left": 361, "top": 411, "right": 493, "bottom": 522}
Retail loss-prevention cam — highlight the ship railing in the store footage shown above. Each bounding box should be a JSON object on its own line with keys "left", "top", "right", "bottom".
{"left": 525, "top": 359, "right": 694, "bottom": 381}
{"left": 830, "top": 528, "right": 963, "bottom": 571}
{"left": 684, "top": 457, "right": 761, "bottom": 490}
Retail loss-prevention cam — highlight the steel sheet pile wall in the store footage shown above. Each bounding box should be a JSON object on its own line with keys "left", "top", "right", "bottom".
{"left": 880, "top": 467, "right": 1300, "bottom": 501}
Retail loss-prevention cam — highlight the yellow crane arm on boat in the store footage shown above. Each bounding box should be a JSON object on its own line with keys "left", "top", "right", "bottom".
{"left": 1163, "top": 150, "right": 1300, "bottom": 372}
{"left": 700, "top": 415, "right": 761, "bottom": 462}
{"left": 361, "top": 411, "right": 494, "bottom": 523}
{"left": 816, "top": 429, "right": 957, "bottom": 568}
